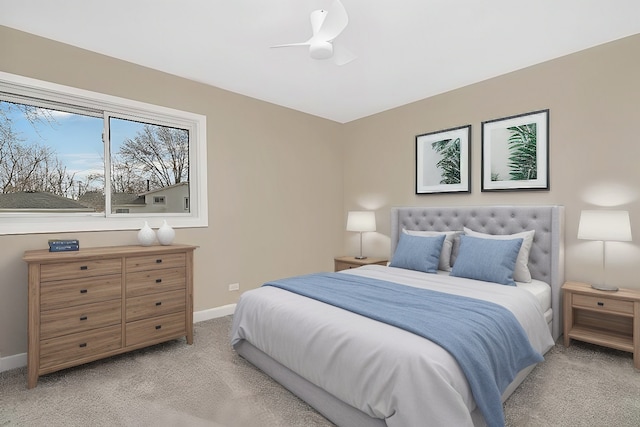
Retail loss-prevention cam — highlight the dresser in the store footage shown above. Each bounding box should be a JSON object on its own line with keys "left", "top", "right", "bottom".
{"left": 23, "top": 244, "right": 197, "bottom": 388}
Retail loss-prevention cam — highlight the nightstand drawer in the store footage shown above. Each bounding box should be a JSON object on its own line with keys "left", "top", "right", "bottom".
{"left": 335, "top": 261, "right": 359, "bottom": 271}
{"left": 40, "top": 274, "right": 121, "bottom": 310}
{"left": 40, "top": 258, "right": 122, "bottom": 282}
{"left": 40, "top": 299, "right": 122, "bottom": 340}
{"left": 40, "top": 324, "right": 122, "bottom": 370}
{"left": 334, "top": 256, "right": 388, "bottom": 272}
{"left": 573, "top": 294, "right": 634, "bottom": 315}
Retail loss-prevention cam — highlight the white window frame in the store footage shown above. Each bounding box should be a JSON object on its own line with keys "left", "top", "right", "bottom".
{"left": 0, "top": 71, "right": 208, "bottom": 235}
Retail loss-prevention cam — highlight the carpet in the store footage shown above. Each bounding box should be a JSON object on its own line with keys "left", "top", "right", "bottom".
{"left": 1, "top": 316, "right": 638, "bottom": 426}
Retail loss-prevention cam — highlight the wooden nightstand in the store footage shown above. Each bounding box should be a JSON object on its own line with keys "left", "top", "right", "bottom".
{"left": 562, "top": 281, "right": 640, "bottom": 369}
{"left": 334, "top": 256, "right": 388, "bottom": 272}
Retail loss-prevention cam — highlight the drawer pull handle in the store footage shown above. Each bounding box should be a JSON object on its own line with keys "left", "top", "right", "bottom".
{"left": 79, "top": 343, "right": 87, "bottom": 348}
{"left": 80, "top": 266, "right": 88, "bottom": 270}
{"left": 155, "top": 325, "right": 162, "bottom": 330}
{"left": 80, "top": 316, "right": 88, "bottom": 321}
{"left": 80, "top": 289, "right": 88, "bottom": 294}
{"left": 155, "top": 278, "right": 162, "bottom": 283}
{"left": 156, "top": 259, "right": 162, "bottom": 264}
{"left": 597, "top": 301, "right": 604, "bottom": 307}
{"left": 155, "top": 302, "right": 162, "bottom": 306}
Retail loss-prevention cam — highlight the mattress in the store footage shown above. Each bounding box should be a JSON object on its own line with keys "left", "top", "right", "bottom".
{"left": 434, "top": 270, "right": 552, "bottom": 315}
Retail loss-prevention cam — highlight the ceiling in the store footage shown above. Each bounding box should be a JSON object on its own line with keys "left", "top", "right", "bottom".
{"left": 2, "top": 0, "right": 640, "bottom": 123}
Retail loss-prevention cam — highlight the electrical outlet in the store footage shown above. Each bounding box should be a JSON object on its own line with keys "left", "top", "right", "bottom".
{"left": 228, "top": 283, "right": 240, "bottom": 291}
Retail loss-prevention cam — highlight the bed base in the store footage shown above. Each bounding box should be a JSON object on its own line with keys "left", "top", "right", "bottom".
{"left": 234, "top": 340, "right": 386, "bottom": 427}
{"left": 235, "top": 340, "right": 539, "bottom": 427}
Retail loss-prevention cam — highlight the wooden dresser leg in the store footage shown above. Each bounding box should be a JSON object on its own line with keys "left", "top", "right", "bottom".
{"left": 27, "top": 369, "right": 37, "bottom": 389}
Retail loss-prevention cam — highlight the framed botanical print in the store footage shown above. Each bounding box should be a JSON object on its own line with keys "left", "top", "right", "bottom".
{"left": 415, "top": 125, "right": 471, "bottom": 194}
{"left": 481, "top": 109, "right": 549, "bottom": 191}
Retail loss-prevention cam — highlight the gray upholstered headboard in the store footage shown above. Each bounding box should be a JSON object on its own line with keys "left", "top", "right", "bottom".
{"left": 391, "top": 205, "right": 565, "bottom": 340}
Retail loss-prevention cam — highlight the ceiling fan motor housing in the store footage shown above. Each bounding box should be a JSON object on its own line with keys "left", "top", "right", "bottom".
{"left": 309, "top": 41, "right": 334, "bottom": 59}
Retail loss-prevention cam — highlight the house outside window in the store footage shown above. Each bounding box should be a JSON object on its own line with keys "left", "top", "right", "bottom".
{"left": 0, "top": 72, "right": 207, "bottom": 235}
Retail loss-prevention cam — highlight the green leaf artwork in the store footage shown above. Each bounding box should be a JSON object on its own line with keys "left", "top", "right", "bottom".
{"left": 431, "top": 137, "right": 461, "bottom": 184}
{"left": 506, "top": 123, "right": 537, "bottom": 180}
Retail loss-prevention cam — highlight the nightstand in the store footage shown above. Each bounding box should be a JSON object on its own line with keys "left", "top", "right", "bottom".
{"left": 562, "top": 281, "right": 640, "bottom": 369}
{"left": 334, "top": 256, "right": 388, "bottom": 272}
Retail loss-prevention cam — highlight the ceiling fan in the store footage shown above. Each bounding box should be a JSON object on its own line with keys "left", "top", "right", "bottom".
{"left": 271, "top": 0, "right": 356, "bottom": 65}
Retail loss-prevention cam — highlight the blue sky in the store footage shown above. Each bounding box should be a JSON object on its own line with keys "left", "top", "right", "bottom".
{"left": 2, "top": 101, "right": 144, "bottom": 187}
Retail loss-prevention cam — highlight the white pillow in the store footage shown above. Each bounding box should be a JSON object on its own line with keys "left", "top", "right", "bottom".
{"left": 463, "top": 227, "right": 535, "bottom": 282}
{"left": 403, "top": 229, "right": 461, "bottom": 271}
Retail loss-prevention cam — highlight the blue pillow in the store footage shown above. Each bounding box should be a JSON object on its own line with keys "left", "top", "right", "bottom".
{"left": 390, "top": 233, "right": 446, "bottom": 273}
{"left": 450, "top": 235, "right": 523, "bottom": 286}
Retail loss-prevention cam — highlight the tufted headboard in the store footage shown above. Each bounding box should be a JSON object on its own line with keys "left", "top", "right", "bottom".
{"left": 391, "top": 205, "right": 565, "bottom": 340}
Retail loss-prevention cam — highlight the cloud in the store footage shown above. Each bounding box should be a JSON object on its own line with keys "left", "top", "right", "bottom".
{"left": 47, "top": 110, "right": 75, "bottom": 119}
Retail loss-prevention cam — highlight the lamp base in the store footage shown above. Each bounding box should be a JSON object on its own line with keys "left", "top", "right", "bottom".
{"left": 590, "top": 283, "right": 619, "bottom": 292}
{"left": 354, "top": 256, "right": 367, "bottom": 260}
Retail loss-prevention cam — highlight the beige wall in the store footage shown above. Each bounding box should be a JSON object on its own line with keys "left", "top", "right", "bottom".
{"left": 0, "top": 26, "right": 344, "bottom": 358}
{"left": 342, "top": 33, "right": 640, "bottom": 292}
{"left": 2, "top": 25, "right": 639, "bottom": 362}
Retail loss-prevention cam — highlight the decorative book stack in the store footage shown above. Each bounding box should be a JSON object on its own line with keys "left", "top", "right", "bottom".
{"left": 48, "top": 239, "right": 80, "bottom": 252}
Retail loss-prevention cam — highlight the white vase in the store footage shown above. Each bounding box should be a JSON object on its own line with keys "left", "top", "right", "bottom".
{"left": 137, "top": 221, "right": 156, "bottom": 246}
{"left": 157, "top": 220, "right": 175, "bottom": 245}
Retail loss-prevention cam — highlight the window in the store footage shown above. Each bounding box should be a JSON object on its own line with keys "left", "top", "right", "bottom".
{"left": 0, "top": 72, "right": 207, "bottom": 235}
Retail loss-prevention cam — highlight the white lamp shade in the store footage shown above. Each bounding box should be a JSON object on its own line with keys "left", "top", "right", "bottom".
{"left": 346, "top": 211, "right": 376, "bottom": 232}
{"left": 577, "top": 210, "right": 632, "bottom": 242}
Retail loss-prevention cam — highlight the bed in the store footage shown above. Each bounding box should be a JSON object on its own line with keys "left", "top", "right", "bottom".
{"left": 231, "top": 205, "right": 565, "bottom": 427}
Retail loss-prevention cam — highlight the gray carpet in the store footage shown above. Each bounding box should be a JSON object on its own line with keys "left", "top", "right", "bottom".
{"left": 1, "top": 316, "right": 638, "bottom": 426}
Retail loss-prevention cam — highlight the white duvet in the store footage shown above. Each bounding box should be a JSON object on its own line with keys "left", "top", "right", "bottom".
{"left": 231, "top": 265, "right": 554, "bottom": 427}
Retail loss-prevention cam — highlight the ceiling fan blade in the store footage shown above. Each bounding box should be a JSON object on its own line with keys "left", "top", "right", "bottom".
{"left": 309, "top": 9, "right": 328, "bottom": 36}
{"left": 316, "top": 0, "right": 348, "bottom": 41}
{"left": 332, "top": 43, "right": 356, "bottom": 66}
{"left": 270, "top": 41, "right": 311, "bottom": 49}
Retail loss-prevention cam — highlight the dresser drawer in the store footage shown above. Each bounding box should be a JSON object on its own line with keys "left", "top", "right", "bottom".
{"left": 126, "top": 289, "right": 186, "bottom": 322}
{"left": 126, "top": 253, "right": 186, "bottom": 273}
{"left": 125, "top": 312, "right": 186, "bottom": 347}
{"left": 126, "top": 267, "right": 186, "bottom": 297}
{"left": 573, "top": 294, "right": 634, "bottom": 315}
{"left": 40, "top": 299, "right": 122, "bottom": 340}
{"left": 40, "top": 258, "right": 122, "bottom": 282}
{"left": 40, "top": 324, "right": 122, "bottom": 370}
{"left": 40, "top": 274, "right": 121, "bottom": 310}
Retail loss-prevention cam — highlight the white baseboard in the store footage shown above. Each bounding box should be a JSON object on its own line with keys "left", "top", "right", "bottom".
{"left": 0, "top": 304, "right": 236, "bottom": 373}
{"left": 193, "top": 303, "right": 236, "bottom": 323}
{"left": 0, "top": 352, "right": 27, "bottom": 373}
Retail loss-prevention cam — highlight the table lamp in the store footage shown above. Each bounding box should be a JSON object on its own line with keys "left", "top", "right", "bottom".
{"left": 346, "top": 211, "right": 376, "bottom": 259}
{"left": 577, "top": 210, "right": 632, "bottom": 291}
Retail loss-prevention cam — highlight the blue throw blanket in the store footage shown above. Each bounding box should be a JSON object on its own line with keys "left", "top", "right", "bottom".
{"left": 264, "top": 272, "right": 543, "bottom": 427}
